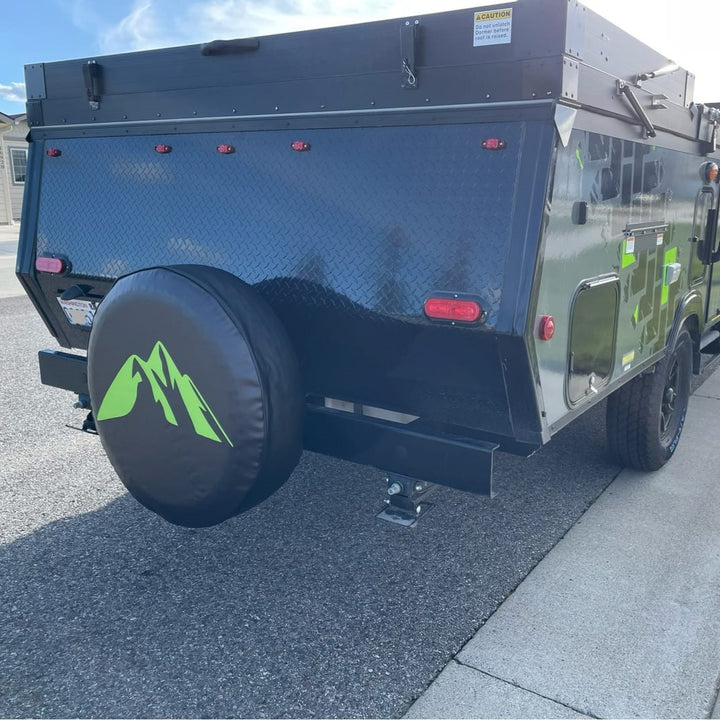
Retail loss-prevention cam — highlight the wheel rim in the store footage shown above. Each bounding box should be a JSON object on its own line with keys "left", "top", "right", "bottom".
{"left": 660, "top": 355, "right": 680, "bottom": 439}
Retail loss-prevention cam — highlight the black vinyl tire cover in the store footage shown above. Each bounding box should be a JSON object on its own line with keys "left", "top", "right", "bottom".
{"left": 87, "top": 265, "right": 303, "bottom": 527}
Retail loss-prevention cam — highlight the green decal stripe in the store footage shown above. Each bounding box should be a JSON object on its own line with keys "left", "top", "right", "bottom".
{"left": 632, "top": 305, "right": 639, "bottom": 325}
{"left": 575, "top": 149, "right": 584, "bottom": 170}
{"left": 622, "top": 238, "right": 635, "bottom": 268}
{"left": 661, "top": 247, "right": 678, "bottom": 306}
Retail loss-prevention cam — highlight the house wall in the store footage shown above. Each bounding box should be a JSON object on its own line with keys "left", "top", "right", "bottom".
{"left": 0, "top": 119, "right": 28, "bottom": 224}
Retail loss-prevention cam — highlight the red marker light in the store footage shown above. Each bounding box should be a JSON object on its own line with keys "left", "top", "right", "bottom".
{"left": 482, "top": 138, "right": 507, "bottom": 150}
{"left": 538, "top": 315, "right": 556, "bottom": 341}
{"left": 424, "top": 297, "right": 482, "bottom": 323}
{"left": 291, "top": 141, "right": 311, "bottom": 152}
{"left": 35, "top": 256, "right": 67, "bottom": 274}
{"left": 46, "top": 148, "right": 62, "bottom": 157}
{"left": 155, "top": 144, "right": 172, "bottom": 154}
{"left": 217, "top": 144, "right": 235, "bottom": 154}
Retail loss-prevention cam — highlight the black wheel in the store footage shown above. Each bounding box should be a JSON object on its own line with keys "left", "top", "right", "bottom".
{"left": 87, "top": 265, "right": 303, "bottom": 527}
{"left": 606, "top": 329, "right": 692, "bottom": 471}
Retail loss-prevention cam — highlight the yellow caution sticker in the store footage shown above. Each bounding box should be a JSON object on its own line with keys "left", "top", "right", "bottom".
{"left": 622, "top": 350, "right": 635, "bottom": 372}
{"left": 474, "top": 8, "right": 513, "bottom": 47}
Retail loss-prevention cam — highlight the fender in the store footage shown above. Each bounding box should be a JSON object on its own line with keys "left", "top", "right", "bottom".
{"left": 667, "top": 289, "right": 704, "bottom": 370}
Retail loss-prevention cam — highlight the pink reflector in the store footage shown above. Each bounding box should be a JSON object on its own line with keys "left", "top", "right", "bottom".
{"left": 291, "top": 141, "right": 311, "bottom": 152}
{"left": 46, "top": 148, "right": 62, "bottom": 157}
{"left": 482, "top": 138, "right": 507, "bottom": 150}
{"left": 36, "top": 256, "right": 66, "bottom": 274}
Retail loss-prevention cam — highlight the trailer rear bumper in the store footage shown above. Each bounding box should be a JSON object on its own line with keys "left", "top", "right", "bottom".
{"left": 38, "top": 349, "right": 499, "bottom": 496}
{"left": 305, "top": 406, "right": 498, "bottom": 496}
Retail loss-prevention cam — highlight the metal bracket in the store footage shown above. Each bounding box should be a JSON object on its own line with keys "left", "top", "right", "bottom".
{"left": 650, "top": 94, "right": 669, "bottom": 110}
{"left": 400, "top": 20, "right": 419, "bottom": 90}
{"left": 377, "top": 474, "right": 435, "bottom": 527}
{"left": 617, "top": 80, "right": 656, "bottom": 138}
{"left": 701, "top": 121, "right": 719, "bottom": 156}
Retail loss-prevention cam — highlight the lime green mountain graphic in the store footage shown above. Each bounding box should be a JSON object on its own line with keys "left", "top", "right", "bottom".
{"left": 96, "top": 341, "right": 233, "bottom": 446}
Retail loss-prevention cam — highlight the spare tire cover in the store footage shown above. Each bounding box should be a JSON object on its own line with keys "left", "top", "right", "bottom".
{"left": 87, "top": 265, "right": 303, "bottom": 527}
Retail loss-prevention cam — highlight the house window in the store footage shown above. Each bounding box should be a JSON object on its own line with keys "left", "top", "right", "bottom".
{"left": 10, "top": 148, "right": 27, "bottom": 184}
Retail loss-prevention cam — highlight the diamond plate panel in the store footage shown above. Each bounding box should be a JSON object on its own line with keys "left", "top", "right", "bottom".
{"left": 37, "top": 123, "right": 523, "bottom": 327}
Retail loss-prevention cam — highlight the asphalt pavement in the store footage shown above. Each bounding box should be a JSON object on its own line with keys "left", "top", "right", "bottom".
{"left": 2, "top": 222, "right": 720, "bottom": 718}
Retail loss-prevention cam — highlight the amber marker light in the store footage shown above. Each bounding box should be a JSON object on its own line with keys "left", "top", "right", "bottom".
{"left": 703, "top": 162, "right": 719, "bottom": 183}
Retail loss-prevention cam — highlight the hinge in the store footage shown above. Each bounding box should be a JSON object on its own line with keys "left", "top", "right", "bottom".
{"left": 400, "top": 20, "right": 420, "bottom": 90}
{"left": 82, "top": 60, "right": 102, "bottom": 111}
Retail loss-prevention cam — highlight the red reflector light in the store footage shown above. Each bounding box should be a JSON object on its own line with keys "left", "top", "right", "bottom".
{"left": 217, "top": 144, "right": 235, "bottom": 154}
{"left": 291, "top": 141, "right": 311, "bottom": 152}
{"left": 482, "top": 138, "right": 507, "bottom": 150}
{"left": 35, "top": 256, "right": 67, "bottom": 274}
{"left": 155, "top": 144, "right": 172, "bottom": 154}
{"left": 538, "top": 315, "right": 556, "bottom": 341}
{"left": 46, "top": 148, "right": 62, "bottom": 157}
{"left": 424, "top": 297, "right": 482, "bottom": 323}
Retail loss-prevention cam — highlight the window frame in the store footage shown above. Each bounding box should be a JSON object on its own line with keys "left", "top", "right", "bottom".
{"left": 9, "top": 147, "right": 27, "bottom": 185}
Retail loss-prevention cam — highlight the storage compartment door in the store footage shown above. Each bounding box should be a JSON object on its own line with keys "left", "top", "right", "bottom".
{"left": 566, "top": 276, "right": 620, "bottom": 406}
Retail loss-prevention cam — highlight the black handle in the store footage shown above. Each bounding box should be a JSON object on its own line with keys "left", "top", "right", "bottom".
{"left": 707, "top": 207, "right": 720, "bottom": 264}
{"left": 200, "top": 38, "right": 260, "bottom": 56}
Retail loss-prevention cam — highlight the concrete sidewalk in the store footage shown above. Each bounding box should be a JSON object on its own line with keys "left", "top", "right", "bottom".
{"left": 406, "top": 370, "right": 720, "bottom": 718}
{"left": 0, "top": 223, "right": 22, "bottom": 299}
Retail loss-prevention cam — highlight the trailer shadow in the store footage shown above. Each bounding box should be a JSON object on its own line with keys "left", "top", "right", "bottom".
{"left": 0, "top": 401, "right": 621, "bottom": 719}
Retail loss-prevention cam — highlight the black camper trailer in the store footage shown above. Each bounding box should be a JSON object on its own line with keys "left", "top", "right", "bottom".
{"left": 17, "top": 0, "right": 720, "bottom": 526}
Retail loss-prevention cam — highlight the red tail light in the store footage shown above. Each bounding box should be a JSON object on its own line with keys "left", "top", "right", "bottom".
{"left": 36, "top": 256, "right": 67, "bottom": 274}
{"left": 217, "top": 144, "right": 235, "bottom": 154}
{"left": 46, "top": 148, "right": 62, "bottom": 157}
{"left": 291, "top": 141, "right": 311, "bottom": 152}
{"left": 155, "top": 144, "right": 172, "bottom": 154}
{"left": 424, "top": 297, "right": 482, "bottom": 323}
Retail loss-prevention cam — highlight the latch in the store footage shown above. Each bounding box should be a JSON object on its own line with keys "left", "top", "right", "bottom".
{"left": 82, "top": 60, "right": 102, "bottom": 111}
{"left": 400, "top": 20, "right": 420, "bottom": 90}
{"left": 664, "top": 262, "right": 682, "bottom": 285}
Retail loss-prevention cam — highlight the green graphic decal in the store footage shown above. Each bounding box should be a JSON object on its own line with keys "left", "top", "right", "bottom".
{"left": 97, "top": 341, "right": 233, "bottom": 446}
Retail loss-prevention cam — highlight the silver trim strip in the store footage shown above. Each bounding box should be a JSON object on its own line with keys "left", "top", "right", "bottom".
{"left": 34, "top": 99, "right": 555, "bottom": 133}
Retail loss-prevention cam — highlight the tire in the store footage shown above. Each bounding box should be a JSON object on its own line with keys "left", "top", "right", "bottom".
{"left": 87, "top": 265, "right": 303, "bottom": 527}
{"left": 606, "top": 328, "right": 692, "bottom": 471}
